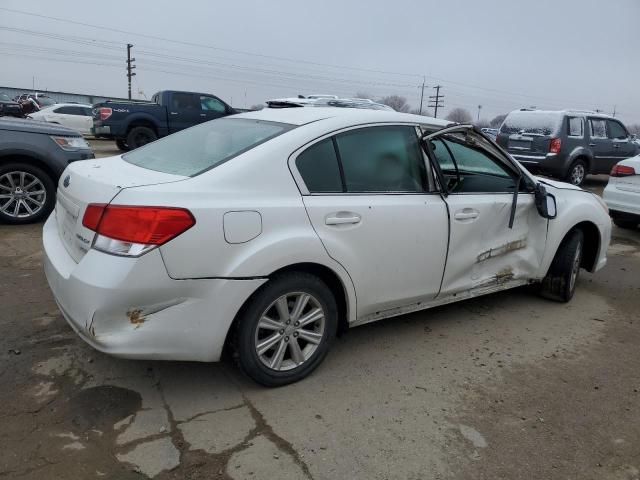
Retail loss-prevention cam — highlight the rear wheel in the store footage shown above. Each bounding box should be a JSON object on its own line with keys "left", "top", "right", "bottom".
{"left": 613, "top": 218, "right": 639, "bottom": 230}
{"left": 565, "top": 159, "right": 587, "bottom": 186}
{"left": 540, "top": 229, "right": 584, "bottom": 302}
{"left": 126, "top": 126, "right": 157, "bottom": 150}
{"left": 115, "top": 139, "right": 130, "bottom": 152}
{"left": 0, "top": 163, "right": 55, "bottom": 224}
{"left": 235, "top": 273, "right": 337, "bottom": 387}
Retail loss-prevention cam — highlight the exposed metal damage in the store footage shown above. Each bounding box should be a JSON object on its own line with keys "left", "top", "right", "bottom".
{"left": 477, "top": 238, "right": 527, "bottom": 263}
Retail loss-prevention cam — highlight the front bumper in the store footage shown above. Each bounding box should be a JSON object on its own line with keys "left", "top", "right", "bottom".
{"left": 43, "top": 214, "right": 265, "bottom": 362}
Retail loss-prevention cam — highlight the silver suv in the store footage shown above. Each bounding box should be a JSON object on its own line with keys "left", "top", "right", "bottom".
{"left": 496, "top": 109, "right": 639, "bottom": 185}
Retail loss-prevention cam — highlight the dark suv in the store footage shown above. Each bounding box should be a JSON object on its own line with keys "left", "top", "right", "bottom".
{"left": 0, "top": 117, "right": 94, "bottom": 224}
{"left": 496, "top": 109, "right": 639, "bottom": 185}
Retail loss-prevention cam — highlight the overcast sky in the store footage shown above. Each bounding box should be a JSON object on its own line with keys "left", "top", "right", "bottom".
{"left": 1, "top": 0, "right": 638, "bottom": 123}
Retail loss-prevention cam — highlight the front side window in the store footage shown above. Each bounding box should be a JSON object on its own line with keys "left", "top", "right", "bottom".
{"left": 123, "top": 118, "right": 293, "bottom": 176}
{"left": 589, "top": 119, "right": 607, "bottom": 139}
{"left": 430, "top": 133, "right": 516, "bottom": 193}
{"left": 608, "top": 120, "right": 628, "bottom": 140}
{"left": 568, "top": 117, "right": 584, "bottom": 137}
{"left": 334, "top": 126, "right": 426, "bottom": 193}
{"left": 200, "top": 96, "right": 227, "bottom": 113}
{"left": 296, "top": 139, "right": 343, "bottom": 193}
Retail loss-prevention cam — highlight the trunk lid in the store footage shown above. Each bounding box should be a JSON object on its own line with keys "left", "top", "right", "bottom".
{"left": 613, "top": 156, "right": 640, "bottom": 193}
{"left": 54, "top": 155, "right": 186, "bottom": 262}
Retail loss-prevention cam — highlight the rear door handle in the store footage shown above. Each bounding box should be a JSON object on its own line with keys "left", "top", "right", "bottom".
{"left": 589, "top": 143, "right": 597, "bottom": 147}
{"left": 454, "top": 209, "right": 479, "bottom": 221}
{"left": 613, "top": 144, "right": 620, "bottom": 148}
{"left": 200, "top": 113, "right": 207, "bottom": 117}
{"left": 325, "top": 212, "right": 361, "bottom": 225}
{"left": 170, "top": 112, "right": 179, "bottom": 115}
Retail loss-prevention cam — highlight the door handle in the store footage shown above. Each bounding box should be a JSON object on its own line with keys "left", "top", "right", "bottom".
{"left": 589, "top": 143, "right": 597, "bottom": 147}
{"left": 170, "top": 112, "right": 179, "bottom": 115}
{"left": 325, "top": 212, "right": 361, "bottom": 225}
{"left": 454, "top": 209, "right": 479, "bottom": 221}
{"left": 613, "top": 144, "right": 620, "bottom": 148}
{"left": 200, "top": 113, "right": 207, "bottom": 117}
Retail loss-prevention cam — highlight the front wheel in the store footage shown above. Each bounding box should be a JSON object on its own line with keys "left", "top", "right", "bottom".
{"left": 115, "top": 139, "right": 130, "bottom": 152}
{"left": 540, "top": 229, "right": 584, "bottom": 302}
{"left": 0, "top": 163, "right": 55, "bottom": 224}
{"left": 565, "top": 160, "right": 587, "bottom": 186}
{"left": 235, "top": 273, "right": 338, "bottom": 387}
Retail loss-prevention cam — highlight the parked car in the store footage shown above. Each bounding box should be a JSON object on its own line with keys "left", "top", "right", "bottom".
{"left": 0, "top": 93, "right": 24, "bottom": 118}
{"left": 43, "top": 107, "right": 611, "bottom": 387}
{"left": 0, "top": 117, "right": 94, "bottom": 224}
{"left": 92, "top": 90, "right": 236, "bottom": 151}
{"left": 14, "top": 93, "right": 57, "bottom": 109}
{"left": 603, "top": 155, "right": 640, "bottom": 229}
{"left": 481, "top": 127, "right": 498, "bottom": 140}
{"left": 266, "top": 96, "right": 394, "bottom": 110}
{"left": 496, "top": 109, "right": 639, "bottom": 186}
{"left": 28, "top": 103, "right": 94, "bottom": 135}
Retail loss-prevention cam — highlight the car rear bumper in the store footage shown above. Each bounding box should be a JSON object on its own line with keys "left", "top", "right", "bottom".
{"left": 43, "top": 214, "right": 265, "bottom": 362}
{"left": 511, "top": 153, "right": 566, "bottom": 176}
{"left": 92, "top": 126, "right": 111, "bottom": 135}
{"left": 603, "top": 184, "right": 640, "bottom": 217}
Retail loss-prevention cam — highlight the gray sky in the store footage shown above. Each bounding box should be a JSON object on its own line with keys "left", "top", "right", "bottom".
{"left": 1, "top": 0, "right": 638, "bottom": 124}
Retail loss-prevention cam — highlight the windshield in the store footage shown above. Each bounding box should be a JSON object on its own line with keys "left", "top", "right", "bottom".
{"left": 500, "top": 111, "right": 563, "bottom": 136}
{"left": 123, "top": 118, "right": 293, "bottom": 176}
{"left": 0, "top": 93, "right": 11, "bottom": 102}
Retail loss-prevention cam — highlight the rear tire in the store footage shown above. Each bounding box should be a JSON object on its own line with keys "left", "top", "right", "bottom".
{"left": 115, "top": 139, "right": 130, "bottom": 152}
{"left": 126, "top": 126, "right": 157, "bottom": 150}
{"left": 235, "top": 272, "right": 338, "bottom": 387}
{"left": 540, "top": 229, "right": 584, "bottom": 302}
{"left": 613, "top": 218, "right": 638, "bottom": 230}
{"left": 565, "top": 159, "right": 587, "bottom": 186}
{"left": 0, "top": 163, "right": 55, "bottom": 224}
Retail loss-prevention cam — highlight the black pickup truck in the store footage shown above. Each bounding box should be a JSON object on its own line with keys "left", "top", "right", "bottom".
{"left": 92, "top": 90, "right": 237, "bottom": 150}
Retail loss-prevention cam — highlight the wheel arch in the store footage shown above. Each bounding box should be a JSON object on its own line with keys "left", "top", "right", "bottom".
{"left": 550, "top": 220, "right": 601, "bottom": 274}
{"left": 0, "top": 153, "right": 59, "bottom": 184}
{"left": 124, "top": 115, "right": 160, "bottom": 136}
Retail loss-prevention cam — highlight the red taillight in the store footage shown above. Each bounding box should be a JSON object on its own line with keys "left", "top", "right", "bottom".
{"left": 82, "top": 204, "right": 195, "bottom": 245}
{"left": 610, "top": 164, "right": 636, "bottom": 177}
{"left": 549, "top": 138, "right": 562, "bottom": 154}
{"left": 99, "top": 107, "right": 112, "bottom": 121}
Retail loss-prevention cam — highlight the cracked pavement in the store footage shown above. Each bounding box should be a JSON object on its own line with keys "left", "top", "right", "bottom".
{"left": 1, "top": 160, "right": 639, "bottom": 479}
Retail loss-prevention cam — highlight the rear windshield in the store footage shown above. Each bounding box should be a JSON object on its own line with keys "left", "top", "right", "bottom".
{"left": 500, "top": 111, "right": 563, "bottom": 136}
{"left": 123, "top": 118, "right": 293, "bottom": 176}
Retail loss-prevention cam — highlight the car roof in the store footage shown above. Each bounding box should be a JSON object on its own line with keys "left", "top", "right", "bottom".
{"left": 43, "top": 103, "right": 92, "bottom": 109}
{"left": 234, "top": 107, "right": 452, "bottom": 129}
{"left": 507, "top": 109, "right": 613, "bottom": 120}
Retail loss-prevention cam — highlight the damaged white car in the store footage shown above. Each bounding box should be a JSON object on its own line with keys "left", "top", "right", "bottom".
{"left": 43, "top": 107, "right": 611, "bottom": 386}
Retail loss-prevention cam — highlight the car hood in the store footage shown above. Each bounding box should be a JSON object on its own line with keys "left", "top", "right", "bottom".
{"left": 0, "top": 117, "right": 80, "bottom": 136}
{"left": 535, "top": 176, "right": 583, "bottom": 191}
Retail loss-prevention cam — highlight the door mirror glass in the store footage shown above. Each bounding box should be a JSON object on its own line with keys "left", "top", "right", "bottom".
{"left": 535, "top": 184, "right": 557, "bottom": 219}
{"left": 545, "top": 194, "right": 557, "bottom": 218}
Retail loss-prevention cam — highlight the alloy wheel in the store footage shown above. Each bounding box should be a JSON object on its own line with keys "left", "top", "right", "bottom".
{"left": 570, "top": 164, "right": 585, "bottom": 185}
{"left": 0, "top": 171, "right": 47, "bottom": 219}
{"left": 254, "top": 292, "right": 326, "bottom": 371}
{"left": 569, "top": 241, "right": 582, "bottom": 292}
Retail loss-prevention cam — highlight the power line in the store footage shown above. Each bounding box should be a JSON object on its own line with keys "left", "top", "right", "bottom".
{"left": 428, "top": 85, "right": 444, "bottom": 118}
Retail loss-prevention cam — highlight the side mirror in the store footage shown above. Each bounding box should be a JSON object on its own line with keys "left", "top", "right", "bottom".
{"left": 535, "top": 184, "right": 557, "bottom": 219}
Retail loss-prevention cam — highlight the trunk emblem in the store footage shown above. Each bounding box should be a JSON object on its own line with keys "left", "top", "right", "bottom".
{"left": 63, "top": 175, "right": 70, "bottom": 188}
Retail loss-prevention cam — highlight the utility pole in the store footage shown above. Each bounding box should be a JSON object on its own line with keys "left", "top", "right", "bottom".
{"left": 477, "top": 105, "right": 482, "bottom": 122}
{"left": 428, "top": 85, "right": 444, "bottom": 118}
{"left": 612, "top": 105, "right": 617, "bottom": 117}
{"left": 418, "top": 76, "right": 426, "bottom": 115}
{"left": 126, "top": 43, "right": 136, "bottom": 100}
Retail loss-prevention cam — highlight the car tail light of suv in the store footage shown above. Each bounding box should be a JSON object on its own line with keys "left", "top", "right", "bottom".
{"left": 549, "top": 138, "right": 562, "bottom": 154}
{"left": 98, "top": 107, "right": 113, "bottom": 121}
{"left": 610, "top": 165, "right": 636, "bottom": 177}
{"left": 82, "top": 204, "right": 195, "bottom": 257}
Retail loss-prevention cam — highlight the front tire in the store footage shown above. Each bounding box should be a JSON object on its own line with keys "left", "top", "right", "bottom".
{"left": 236, "top": 273, "right": 338, "bottom": 387}
{"left": 540, "top": 229, "right": 584, "bottom": 302}
{"left": 0, "top": 163, "right": 55, "bottom": 224}
{"left": 115, "top": 139, "right": 130, "bottom": 152}
{"left": 126, "top": 126, "right": 157, "bottom": 150}
{"left": 565, "top": 159, "right": 587, "bottom": 186}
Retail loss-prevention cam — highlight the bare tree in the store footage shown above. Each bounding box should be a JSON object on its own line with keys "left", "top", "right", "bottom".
{"left": 378, "top": 95, "right": 411, "bottom": 113}
{"left": 475, "top": 119, "right": 491, "bottom": 128}
{"left": 489, "top": 113, "right": 507, "bottom": 128}
{"left": 249, "top": 104, "right": 264, "bottom": 111}
{"left": 410, "top": 108, "right": 431, "bottom": 116}
{"left": 627, "top": 123, "right": 640, "bottom": 135}
{"left": 445, "top": 108, "right": 473, "bottom": 123}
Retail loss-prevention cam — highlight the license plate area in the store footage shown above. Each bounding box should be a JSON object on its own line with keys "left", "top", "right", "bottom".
{"left": 508, "top": 139, "right": 532, "bottom": 150}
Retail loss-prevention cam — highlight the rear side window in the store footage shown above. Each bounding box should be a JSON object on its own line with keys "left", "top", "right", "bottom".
{"left": 296, "top": 139, "right": 343, "bottom": 193}
{"left": 335, "top": 126, "right": 425, "bottom": 192}
{"left": 608, "top": 120, "right": 628, "bottom": 140}
{"left": 500, "top": 111, "right": 563, "bottom": 136}
{"left": 123, "top": 118, "right": 293, "bottom": 176}
{"left": 589, "top": 119, "right": 607, "bottom": 139}
{"left": 567, "top": 117, "right": 584, "bottom": 137}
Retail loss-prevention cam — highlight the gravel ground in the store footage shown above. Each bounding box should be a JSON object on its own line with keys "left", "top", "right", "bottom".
{"left": 0, "top": 142, "right": 638, "bottom": 479}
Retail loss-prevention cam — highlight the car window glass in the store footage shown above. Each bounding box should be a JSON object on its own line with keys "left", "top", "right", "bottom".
{"left": 53, "top": 107, "right": 67, "bottom": 114}
{"left": 568, "top": 117, "right": 584, "bottom": 137}
{"left": 590, "top": 119, "right": 607, "bottom": 139}
{"left": 431, "top": 133, "right": 516, "bottom": 193}
{"left": 296, "top": 139, "right": 343, "bottom": 193}
{"left": 83, "top": 107, "right": 93, "bottom": 116}
{"left": 608, "top": 120, "right": 627, "bottom": 140}
{"left": 334, "top": 126, "right": 425, "bottom": 193}
{"left": 200, "top": 96, "right": 227, "bottom": 113}
{"left": 172, "top": 93, "right": 199, "bottom": 110}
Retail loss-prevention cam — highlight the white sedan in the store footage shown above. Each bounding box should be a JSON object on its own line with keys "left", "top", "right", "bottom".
{"left": 43, "top": 107, "right": 611, "bottom": 386}
{"left": 603, "top": 155, "right": 640, "bottom": 229}
{"left": 29, "top": 103, "right": 93, "bottom": 135}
